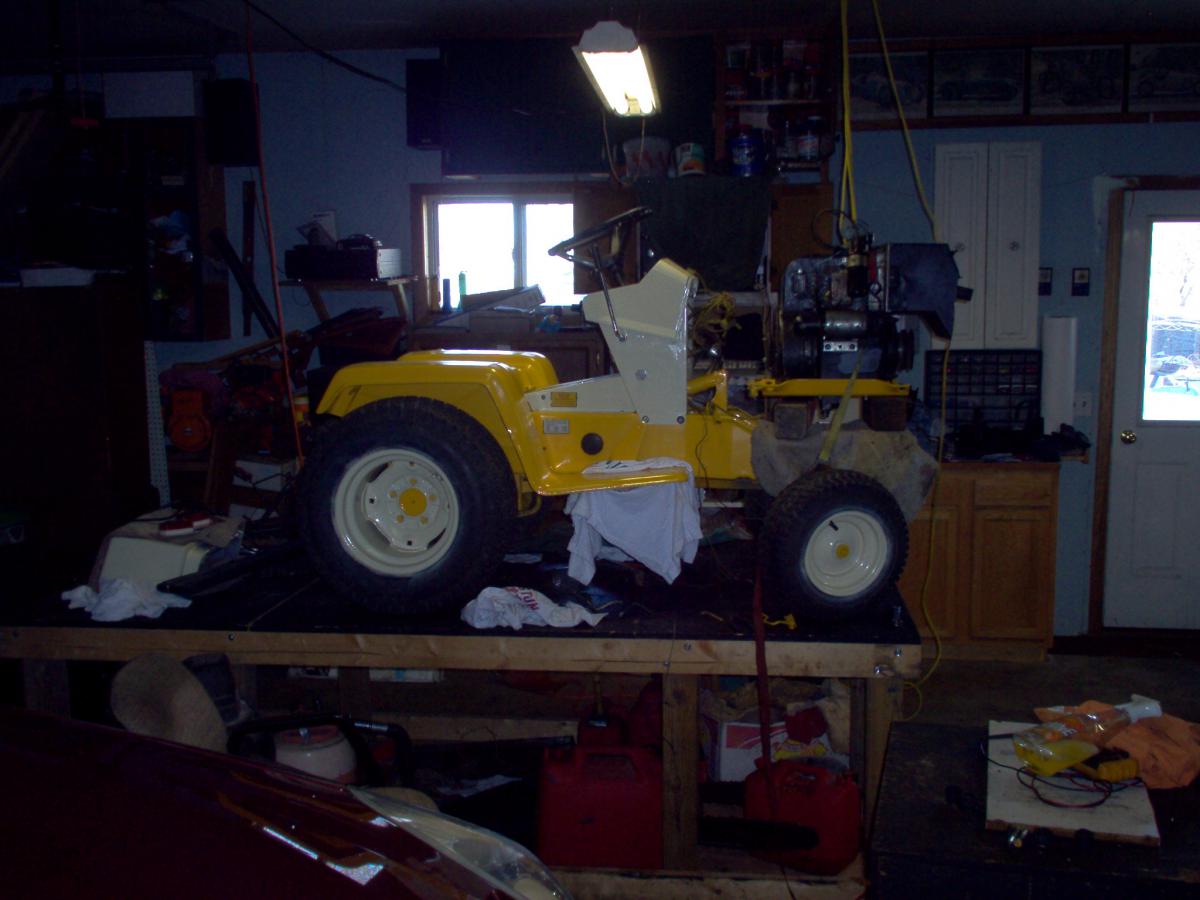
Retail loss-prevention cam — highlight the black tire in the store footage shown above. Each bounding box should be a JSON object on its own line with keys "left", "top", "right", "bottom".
{"left": 298, "top": 397, "right": 516, "bottom": 615}
{"left": 760, "top": 469, "right": 908, "bottom": 621}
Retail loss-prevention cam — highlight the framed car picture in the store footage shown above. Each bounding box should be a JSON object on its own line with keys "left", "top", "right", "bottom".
{"left": 850, "top": 52, "right": 929, "bottom": 122}
{"left": 933, "top": 49, "right": 1025, "bottom": 117}
{"left": 1030, "top": 46, "right": 1123, "bottom": 114}
{"left": 1129, "top": 44, "right": 1200, "bottom": 111}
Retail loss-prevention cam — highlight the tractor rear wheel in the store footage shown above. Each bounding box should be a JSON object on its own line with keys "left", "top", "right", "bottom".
{"left": 760, "top": 468, "right": 908, "bottom": 620}
{"left": 298, "top": 397, "right": 515, "bottom": 615}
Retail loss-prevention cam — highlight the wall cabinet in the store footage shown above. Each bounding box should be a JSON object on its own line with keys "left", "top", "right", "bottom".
{"left": 934, "top": 142, "right": 1041, "bottom": 349}
{"left": 897, "top": 462, "right": 1058, "bottom": 661}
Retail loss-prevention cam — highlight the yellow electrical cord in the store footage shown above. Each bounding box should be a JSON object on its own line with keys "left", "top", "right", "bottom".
{"left": 845, "top": 0, "right": 949, "bottom": 718}
{"left": 899, "top": 345, "right": 951, "bottom": 721}
{"left": 869, "top": 0, "right": 938, "bottom": 242}
{"left": 838, "top": 0, "right": 857, "bottom": 225}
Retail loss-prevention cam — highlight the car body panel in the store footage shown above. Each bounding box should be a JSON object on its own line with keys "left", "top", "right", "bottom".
{"left": 0, "top": 709, "right": 515, "bottom": 899}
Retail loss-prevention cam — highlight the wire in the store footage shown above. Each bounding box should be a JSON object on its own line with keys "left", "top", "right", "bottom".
{"left": 899, "top": 342, "right": 950, "bottom": 721}
{"left": 838, "top": 0, "right": 857, "bottom": 227}
{"left": 244, "top": 1, "right": 305, "bottom": 468}
{"left": 976, "top": 738, "right": 1139, "bottom": 810}
{"left": 237, "top": 0, "right": 574, "bottom": 124}
{"left": 868, "top": 0, "right": 938, "bottom": 242}
{"left": 242, "top": 0, "right": 407, "bottom": 93}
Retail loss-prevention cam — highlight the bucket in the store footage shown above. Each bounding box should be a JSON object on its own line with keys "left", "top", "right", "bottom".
{"left": 623, "top": 136, "right": 671, "bottom": 179}
{"left": 274, "top": 725, "right": 358, "bottom": 783}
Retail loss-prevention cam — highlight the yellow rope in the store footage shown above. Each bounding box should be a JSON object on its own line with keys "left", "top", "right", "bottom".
{"left": 869, "top": 0, "right": 937, "bottom": 242}
{"left": 839, "top": 0, "right": 857, "bottom": 226}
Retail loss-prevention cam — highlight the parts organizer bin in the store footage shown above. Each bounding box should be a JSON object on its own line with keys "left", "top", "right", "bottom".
{"left": 925, "top": 349, "right": 1041, "bottom": 433}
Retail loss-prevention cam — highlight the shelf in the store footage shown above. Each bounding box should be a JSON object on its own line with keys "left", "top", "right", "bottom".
{"left": 724, "top": 99, "right": 824, "bottom": 108}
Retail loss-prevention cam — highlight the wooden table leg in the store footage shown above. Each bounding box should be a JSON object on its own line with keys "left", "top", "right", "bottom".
{"left": 860, "top": 676, "right": 902, "bottom": 831}
{"left": 22, "top": 659, "right": 70, "bottom": 716}
{"left": 662, "top": 672, "right": 699, "bottom": 870}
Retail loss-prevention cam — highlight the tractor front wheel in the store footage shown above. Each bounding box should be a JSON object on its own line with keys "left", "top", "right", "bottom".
{"left": 298, "top": 397, "right": 515, "bottom": 615}
{"left": 760, "top": 469, "right": 908, "bottom": 620}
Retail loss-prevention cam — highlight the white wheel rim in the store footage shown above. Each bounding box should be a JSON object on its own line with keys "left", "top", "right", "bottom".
{"left": 332, "top": 448, "right": 460, "bottom": 577}
{"left": 801, "top": 508, "right": 890, "bottom": 598}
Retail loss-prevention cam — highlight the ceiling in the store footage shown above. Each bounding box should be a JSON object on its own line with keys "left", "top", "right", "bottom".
{"left": 4, "top": 0, "right": 1200, "bottom": 68}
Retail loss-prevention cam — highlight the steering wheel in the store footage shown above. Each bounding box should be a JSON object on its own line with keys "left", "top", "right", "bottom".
{"left": 547, "top": 206, "right": 654, "bottom": 271}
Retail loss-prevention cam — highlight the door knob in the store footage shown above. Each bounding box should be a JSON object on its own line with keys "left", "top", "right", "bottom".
{"left": 1120, "top": 429, "right": 1137, "bottom": 444}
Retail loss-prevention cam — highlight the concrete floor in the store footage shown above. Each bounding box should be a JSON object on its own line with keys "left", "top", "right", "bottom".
{"left": 904, "top": 653, "right": 1200, "bottom": 727}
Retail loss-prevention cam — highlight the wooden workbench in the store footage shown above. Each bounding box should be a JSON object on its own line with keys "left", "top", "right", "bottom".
{"left": 1, "top": 555, "right": 921, "bottom": 875}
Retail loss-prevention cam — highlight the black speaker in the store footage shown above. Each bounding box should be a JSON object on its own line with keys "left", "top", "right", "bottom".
{"left": 406, "top": 58, "right": 441, "bottom": 149}
{"left": 203, "top": 79, "right": 259, "bottom": 167}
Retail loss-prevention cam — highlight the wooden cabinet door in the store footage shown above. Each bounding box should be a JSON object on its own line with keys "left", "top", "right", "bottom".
{"left": 934, "top": 143, "right": 988, "bottom": 349}
{"left": 968, "top": 507, "right": 1055, "bottom": 641}
{"left": 984, "top": 142, "right": 1041, "bottom": 349}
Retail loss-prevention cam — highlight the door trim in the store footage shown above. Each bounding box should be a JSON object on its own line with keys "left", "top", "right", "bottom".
{"left": 1088, "top": 176, "right": 1200, "bottom": 634}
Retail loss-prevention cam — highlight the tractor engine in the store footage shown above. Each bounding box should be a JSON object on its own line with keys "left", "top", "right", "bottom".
{"left": 776, "top": 241, "right": 963, "bottom": 381}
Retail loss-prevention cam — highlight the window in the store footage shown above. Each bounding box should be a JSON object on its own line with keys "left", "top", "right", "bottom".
{"left": 424, "top": 190, "right": 577, "bottom": 309}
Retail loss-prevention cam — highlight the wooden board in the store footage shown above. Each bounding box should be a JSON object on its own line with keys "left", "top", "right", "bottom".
{"left": 556, "top": 853, "right": 864, "bottom": 899}
{"left": 0, "top": 626, "right": 922, "bottom": 679}
{"left": 984, "top": 720, "right": 1160, "bottom": 847}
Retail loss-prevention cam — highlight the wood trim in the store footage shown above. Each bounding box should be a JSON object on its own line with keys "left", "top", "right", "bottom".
{"left": 1089, "top": 176, "right": 1200, "bottom": 635}
{"left": 0, "top": 627, "right": 922, "bottom": 679}
{"left": 854, "top": 111, "right": 1200, "bottom": 131}
{"left": 1089, "top": 186, "right": 1127, "bottom": 635}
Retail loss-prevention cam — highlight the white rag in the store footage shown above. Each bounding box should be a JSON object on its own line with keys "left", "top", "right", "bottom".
{"left": 462, "top": 586, "right": 607, "bottom": 630}
{"left": 565, "top": 458, "right": 702, "bottom": 585}
{"left": 63, "top": 578, "right": 191, "bottom": 622}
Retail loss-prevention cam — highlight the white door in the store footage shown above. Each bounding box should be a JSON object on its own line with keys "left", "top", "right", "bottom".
{"left": 1104, "top": 190, "right": 1200, "bottom": 628}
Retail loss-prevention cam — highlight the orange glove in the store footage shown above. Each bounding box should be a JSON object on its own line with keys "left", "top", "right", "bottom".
{"left": 1109, "top": 715, "right": 1200, "bottom": 790}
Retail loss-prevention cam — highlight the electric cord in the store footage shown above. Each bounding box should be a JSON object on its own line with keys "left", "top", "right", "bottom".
{"left": 838, "top": 0, "right": 858, "bottom": 226}
{"left": 868, "top": 0, "right": 939, "bottom": 242}
{"left": 976, "top": 737, "right": 1142, "bottom": 810}
{"left": 243, "top": 1, "right": 305, "bottom": 468}
{"left": 899, "top": 341, "right": 950, "bottom": 721}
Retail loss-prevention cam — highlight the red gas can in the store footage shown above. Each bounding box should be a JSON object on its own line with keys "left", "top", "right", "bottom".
{"left": 536, "top": 745, "right": 663, "bottom": 869}
{"left": 743, "top": 761, "right": 860, "bottom": 875}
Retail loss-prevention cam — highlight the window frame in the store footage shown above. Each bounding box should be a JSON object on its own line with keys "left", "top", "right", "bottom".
{"left": 411, "top": 182, "right": 578, "bottom": 312}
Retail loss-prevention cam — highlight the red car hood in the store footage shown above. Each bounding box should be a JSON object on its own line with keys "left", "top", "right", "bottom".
{"left": 0, "top": 708, "right": 511, "bottom": 898}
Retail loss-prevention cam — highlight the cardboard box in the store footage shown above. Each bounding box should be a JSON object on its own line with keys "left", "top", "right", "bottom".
{"left": 704, "top": 718, "right": 789, "bottom": 782}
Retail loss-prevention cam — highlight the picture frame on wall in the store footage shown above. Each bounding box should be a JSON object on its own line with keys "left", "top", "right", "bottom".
{"left": 932, "top": 49, "right": 1025, "bottom": 117}
{"left": 1030, "top": 46, "right": 1123, "bottom": 114}
{"left": 849, "top": 52, "right": 929, "bottom": 121}
{"left": 1128, "top": 44, "right": 1200, "bottom": 111}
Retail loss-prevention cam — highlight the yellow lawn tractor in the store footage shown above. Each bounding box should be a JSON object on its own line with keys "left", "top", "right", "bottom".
{"left": 298, "top": 207, "right": 961, "bottom": 620}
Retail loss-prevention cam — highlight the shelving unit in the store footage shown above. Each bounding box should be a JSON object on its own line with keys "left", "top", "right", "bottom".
{"left": 714, "top": 31, "right": 836, "bottom": 180}
{"left": 127, "top": 118, "right": 229, "bottom": 342}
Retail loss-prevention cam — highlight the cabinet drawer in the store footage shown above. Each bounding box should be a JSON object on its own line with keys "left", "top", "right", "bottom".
{"left": 972, "top": 473, "right": 1055, "bottom": 507}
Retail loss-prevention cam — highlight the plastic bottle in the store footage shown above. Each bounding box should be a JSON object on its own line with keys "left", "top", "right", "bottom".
{"left": 1012, "top": 695, "right": 1161, "bottom": 777}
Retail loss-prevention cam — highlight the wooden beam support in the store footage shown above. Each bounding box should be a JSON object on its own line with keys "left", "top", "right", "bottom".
{"left": 662, "top": 672, "right": 699, "bottom": 870}
{"left": 860, "top": 677, "right": 902, "bottom": 833}
{"left": 0, "top": 627, "right": 921, "bottom": 680}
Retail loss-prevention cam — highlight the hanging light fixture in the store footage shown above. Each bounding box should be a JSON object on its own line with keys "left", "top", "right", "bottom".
{"left": 573, "top": 20, "right": 659, "bottom": 117}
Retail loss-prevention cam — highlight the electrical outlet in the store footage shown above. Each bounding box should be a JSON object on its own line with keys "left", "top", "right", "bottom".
{"left": 1074, "top": 392, "right": 1094, "bottom": 416}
